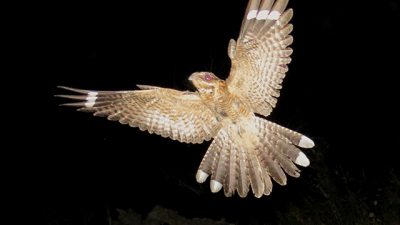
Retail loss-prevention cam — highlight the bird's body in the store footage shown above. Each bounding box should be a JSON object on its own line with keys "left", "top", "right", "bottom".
{"left": 57, "top": 0, "right": 315, "bottom": 198}
{"left": 192, "top": 75, "right": 251, "bottom": 123}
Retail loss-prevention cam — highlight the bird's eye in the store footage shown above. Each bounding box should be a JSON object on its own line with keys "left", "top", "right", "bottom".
{"left": 204, "top": 73, "right": 213, "bottom": 82}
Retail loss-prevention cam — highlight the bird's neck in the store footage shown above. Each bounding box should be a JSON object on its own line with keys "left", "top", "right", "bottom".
{"left": 198, "top": 80, "right": 227, "bottom": 100}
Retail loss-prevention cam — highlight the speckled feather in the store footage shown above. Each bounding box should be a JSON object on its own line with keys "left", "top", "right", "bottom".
{"left": 228, "top": 0, "right": 294, "bottom": 117}
{"left": 57, "top": 86, "right": 221, "bottom": 144}
{"left": 57, "top": 0, "right": 315, "bottom": 198}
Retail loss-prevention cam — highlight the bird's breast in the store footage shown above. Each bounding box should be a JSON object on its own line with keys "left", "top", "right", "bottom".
{"left": 214, "top": 91, "right": 252, "bottom": 123}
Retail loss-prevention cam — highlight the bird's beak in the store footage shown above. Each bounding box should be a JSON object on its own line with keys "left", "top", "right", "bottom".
{"left": 188, "top": 73, "right": 199, "bottom": 90}
{"left": 189, "top": 74, "right": 199, "bottom": 85}
{"left": 188, "top": 74, "right": 195, "bottom": 82}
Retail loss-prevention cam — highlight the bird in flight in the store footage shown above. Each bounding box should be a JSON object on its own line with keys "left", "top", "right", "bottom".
{"left": 57, "top": 0, "right": 314, "bottom": 198}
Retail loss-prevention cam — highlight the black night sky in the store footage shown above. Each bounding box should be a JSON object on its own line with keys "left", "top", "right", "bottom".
{"left": 30, "top": 0, "right": 400, "bottom": 224}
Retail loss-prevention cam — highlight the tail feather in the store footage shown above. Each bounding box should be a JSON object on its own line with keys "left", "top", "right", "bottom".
{"left": 196, "top": 116, "right": 313, "bottom": 198}
{"left": 266, "top": 120, "right": 314, "bottom": 148}
{"left": 197, "top": 140, "right": 219, "bottom": 183}
{"left": 248, "top": 147, "right": 265, "bottom": 198}
{"left": 279, "top": 158, "right": 300, "bottom": 178}
{"left": 271, "top": 145, "right": 300, "bottom": 177}
{"left": 262, "top": 169, "right": 273, "bottom": 195}
{"left": 211, "top": 131, "right": 229, "bottom": 192}
{"left": 237, "top": 146, "right": 250, "bottom": 197}
{"left": 259, "top": 145, "right": 288, "bottom": 185}
{"left": 210, "top": 134, "right": 223, "bottom": 177}
{"left": 274, "top": 134, "right": 301, "bottom": 161}
{"left": 224, "top": 142, "right": 239, "bottom": 197}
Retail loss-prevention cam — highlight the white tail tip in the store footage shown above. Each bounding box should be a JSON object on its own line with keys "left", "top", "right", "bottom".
{"left": 295, "top": 152, "right": 310, "bottom": 167}
{"left": 195, "top": 170, "right": 209, "bottom": 183}
{"left": 210, "top": 180, "right": 223, "bottom": 193}
{"left": 299, "top": 135, "right": 315, "bottom": 148}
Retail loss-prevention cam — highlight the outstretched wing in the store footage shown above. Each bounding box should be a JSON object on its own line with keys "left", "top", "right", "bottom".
{"left": 226, "top": 0, "right": 293, "bottom": 117}
{"left": 56, "top": 86, "right": 221, "bottom": 144}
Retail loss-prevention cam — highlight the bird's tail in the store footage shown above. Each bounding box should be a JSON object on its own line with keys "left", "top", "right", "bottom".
{"left": 195, "top": 116, "right": 314, "bottom": 198}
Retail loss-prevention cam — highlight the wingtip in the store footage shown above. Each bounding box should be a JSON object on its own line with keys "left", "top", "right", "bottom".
{"left": 57, "top": 85, "right": 73, "bottom": 91}
{"left": 59, "top": 102, "right": 85, "bottom": 107}
{"left": 136, "top": 84, "right": 160, "bottom": 90}
{"left": 56, "top": 86, "right": 93, "bottom": 94}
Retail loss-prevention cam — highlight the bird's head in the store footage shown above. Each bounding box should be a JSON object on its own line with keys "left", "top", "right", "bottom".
{"left": 189, "top": 72, "right": 221, "bottom": 94}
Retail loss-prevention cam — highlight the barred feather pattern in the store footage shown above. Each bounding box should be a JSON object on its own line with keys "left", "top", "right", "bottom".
{"left": 227, "top": 0, "right": 294, "bottom": 117}
{"left": 57, "top": 0, "right": 315, "bottom": 199}
{"left": 197, "top": 116, "right": 311, "bottom": 198}
{"left": 56, "top": 86, "right": 221, "bottom": 144}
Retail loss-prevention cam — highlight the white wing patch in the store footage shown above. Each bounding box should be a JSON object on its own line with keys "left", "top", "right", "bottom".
{"left": 84, "top": 96, "right": 97, "bottom": 108}
{"left": 88, "top": 91, "right": 98, "bottom": 97}
{"left": 247, "top": 9, "right": 258, "bottom": 20}
{"left": 267, "top": 10, "right": 281, "bottom": 20}
{"left": 256, "top": 10, "right": 270, "bottom": 20}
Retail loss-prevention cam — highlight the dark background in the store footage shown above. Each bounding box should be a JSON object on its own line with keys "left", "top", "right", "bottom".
{"left": 29, "top": 0, "right": 399, "bottom": 224}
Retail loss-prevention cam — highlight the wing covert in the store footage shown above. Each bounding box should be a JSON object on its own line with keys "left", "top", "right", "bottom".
{"left": 57, "top": 86, "right": 221, "bottom": 144}
{"left": 227, "top": 0, "right": 294, "bottom": 117}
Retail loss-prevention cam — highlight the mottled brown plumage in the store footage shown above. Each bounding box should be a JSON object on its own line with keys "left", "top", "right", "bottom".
{"left": 57, "top": 0, "right": 314, "bottom": 198}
